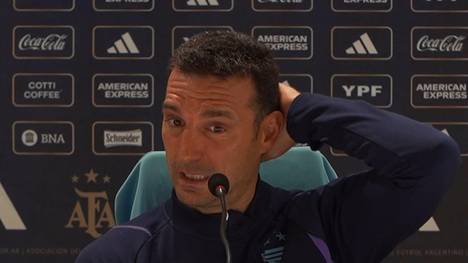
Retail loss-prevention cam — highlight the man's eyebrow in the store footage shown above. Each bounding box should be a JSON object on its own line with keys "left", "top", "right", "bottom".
{"left": 163, "top": 102, "right": 235, "bottom": 120}
{"left": 201, "top": 109, "right": 235, "bottom": 120}
{"left": 162, "top": 102, "right": 180, "bottom": 113}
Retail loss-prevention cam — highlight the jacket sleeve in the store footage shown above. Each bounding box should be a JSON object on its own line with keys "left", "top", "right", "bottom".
{"left": 286, "top": 93, "right": 461, "bottom": 262}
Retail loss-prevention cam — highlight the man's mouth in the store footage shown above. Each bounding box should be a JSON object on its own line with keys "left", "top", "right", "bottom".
{"left": 181, "top": 172, "right": 209, "bottom": 181}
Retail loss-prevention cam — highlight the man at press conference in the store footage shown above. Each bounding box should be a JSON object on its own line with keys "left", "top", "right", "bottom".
{"left": 76, "top": 31, "right": 461, "bottom": 262}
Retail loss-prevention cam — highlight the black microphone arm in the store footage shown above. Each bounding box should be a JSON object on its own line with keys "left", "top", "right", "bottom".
{"left": 208, "top": 173, "right": 232, "bottom": 263}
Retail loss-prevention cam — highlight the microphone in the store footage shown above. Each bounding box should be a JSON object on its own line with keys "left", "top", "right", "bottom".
{"left": 208, "top": 173, "right": 231, "bottom": 263}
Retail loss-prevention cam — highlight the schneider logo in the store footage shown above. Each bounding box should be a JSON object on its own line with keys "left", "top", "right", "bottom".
{"left": 332, "top": 0, "right": 392, "bottom": 12}
{"left": 172, "top": 0, "right": 234, "bottom": 11}
{"left": 253, "top": 26, "right": 313, "bottom": 60}
{"left": 104, "top": 130, "right": 143, "bottom": 148}
{"left": 332, "top": 27, "right": 392, "bottom": 60}
{"left": 12, "top": 121, "right": 74, "bottom": 155}
{"left": 93, "top": 26, "right": 154, "bottom": 60}
{"left": 412, "top": 27, "right": 468, "bottom": 60}
{"left": 93, "top": 74, "right": 154, "bottom": 108}
{"left": 412, "top": 0, "right": 468, "bottom": 13}
{"left": 12, "top": 73, "right": 74, "bottom": 107}
{"left": 13, "top": 26, "right": 74, "bottom": 59}
{"left": 172, "top": 26, "right": 233, "bottom": 55}
{"left": 93, "top": 122, "right": 154, "bottom": 155}
{"left": 331, "top": 74, "right": 393, "bottom": 108}
{"left": 93, "top": 0, "right": 154, "bottom": 11}
{"left": 411, "top": 75, "right": 468, "bottom": 108}
{"left": 14, "top": 0, "right": 75, "bottom": 11}
{"left": 252, "top": 0, "right": 313, "bottom": 12}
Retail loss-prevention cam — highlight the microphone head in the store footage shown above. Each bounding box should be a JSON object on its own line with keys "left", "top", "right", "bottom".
{"left": 208, "top": 173, "right": 230, "bottom": 197}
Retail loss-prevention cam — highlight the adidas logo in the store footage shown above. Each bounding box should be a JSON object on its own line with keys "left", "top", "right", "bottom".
{"left": 187, "top": 0, "right": 220, "bottom": 6}
{"left": 345, "top": 33, "right": 378, "bottom": 55}
{"left": 107, "top": 32, "right": 140, "bottom": 55}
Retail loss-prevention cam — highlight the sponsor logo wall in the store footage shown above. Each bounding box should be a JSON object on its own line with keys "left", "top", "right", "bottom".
{"left": 0, "top": 1, "right": 466, "bottom": 262}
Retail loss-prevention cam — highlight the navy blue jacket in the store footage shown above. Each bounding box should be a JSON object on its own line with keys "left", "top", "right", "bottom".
{"left": 76, "top": 93, "right": 461, "bottom": 262}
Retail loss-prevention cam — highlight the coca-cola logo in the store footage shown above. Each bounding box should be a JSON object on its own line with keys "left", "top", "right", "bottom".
{"left": 18, "top": 34, "right": 68, "bottom": 51}
{"left": 417, "top": 35, "right": 465, "bottom": 52}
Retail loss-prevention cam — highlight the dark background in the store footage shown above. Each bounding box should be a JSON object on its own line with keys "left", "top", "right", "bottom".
{"left": 0, "top": 0, "right": 467, "bottom": 262}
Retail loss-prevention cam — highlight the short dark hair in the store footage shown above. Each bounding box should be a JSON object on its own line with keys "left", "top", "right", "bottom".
{"left": 169, "top": 30, "right": 280, "bottom": 126}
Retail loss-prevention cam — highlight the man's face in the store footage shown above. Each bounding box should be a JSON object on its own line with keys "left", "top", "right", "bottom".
{"left": 162, "top": 69, "right": 265, "bottom": 213}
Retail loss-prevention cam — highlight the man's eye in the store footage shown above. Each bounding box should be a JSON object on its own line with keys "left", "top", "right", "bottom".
{"left": 208, "top": 126, "right": 226, "bottom": 134}
{"left": 167, "top": 118, "right": 183, "bottom": 127}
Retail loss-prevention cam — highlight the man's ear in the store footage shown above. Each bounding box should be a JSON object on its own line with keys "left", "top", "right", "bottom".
{"left": 258, "top": 111, "right": 283, "bottom": 154}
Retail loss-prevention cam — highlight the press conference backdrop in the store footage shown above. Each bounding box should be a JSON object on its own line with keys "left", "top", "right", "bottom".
{"left": 0, "top": 0, "right": 467, "bottom": 262}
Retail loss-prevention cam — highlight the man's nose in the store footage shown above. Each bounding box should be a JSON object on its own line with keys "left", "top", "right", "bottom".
{"left": 178, "top": 127, "right": 204, "bottom": 162}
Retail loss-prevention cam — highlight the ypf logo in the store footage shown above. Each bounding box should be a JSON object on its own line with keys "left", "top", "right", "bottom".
{"left": 12, "top": 121, "right": 74, "bottom": 155}
{"left": 331, "top": 74, "right": 393, "bottom": 108}
{"left": 172, "top": 26, "right": 233, "bottom": 55}
{"left": 65, "top": 169, "right": 115, "bottom": 238}
{"left": 172, "top": 0, "right": 234, "bottom": 11}
{"left": 411, "top": 27, "right": 468, "bottom": 60}
{"left": 412, "top": 0, "right": 468, "bottom": 12}
{"left": 13, "top": 26, "right": 75, "bottom": 59}
{"left": 253, "top": 26, "right": 313, "bottom": 60}
{"left": 93, "top": 26, "right": 154, "bottom": 60}
{"left": 252, "top": 0, "right": 313, "bottom": 12}
{"left": 332, "top": 27, "right": 393, "bottom": 60}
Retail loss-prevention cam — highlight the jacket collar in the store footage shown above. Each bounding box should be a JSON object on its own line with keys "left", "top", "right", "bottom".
{"left": 164, "top": 178, "right": 275, "bottom": 240}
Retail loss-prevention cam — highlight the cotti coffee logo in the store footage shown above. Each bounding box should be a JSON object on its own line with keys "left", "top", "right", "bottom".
{"left": 12, "top": 121, "right": 74, "bottom": 155}
{"left": 332, "top": 0, "right": 392, "bottom": 12}
{"left": 92, "top": 74, "right": 154, "bottom": 108}
{"left": 252, "top": 0, "right": 313, "bottom": 12}
{"left": 331, "top": 75, "right": 393, "bottom": 108}
{"left": 65, "top": 169, "right": 115, "bottom": 238}
{"left": 431, "top": 123, "right": 468, "bottom": 157}
{"left": 93, "top": 0, "right": 154, "bottom": 11}
{"left": 332, "top": 27, "right": 392, "bottom": 60}
{"left": 93, "top": 26, "right": 154, "bottom": 60}
{"left": 172, "top": 26, "right": 233, "bottom": 55}
{"left": 411, "top": 75, "right": 468, "bottom": 108}
{"left": 13, "top": 26, "right": 74, "bottom": 59}
{"left": 279, "top": 74, "right": 313, "bottom": 93}
{"left": 0, "top": 182, "right": 26, "bottom": 230}
{"left": 172, "top": 0, "right": 234, "bottom": 11}
{"left": 253, "top": 26, "right": 313, "bottom": 60}
{"left": 411, "top": 27, "right": 468, "bottom": 60}
{"left": 13, "top": 0, "right": 75, "bottom": 11}
{"left": 12, "top": 73, "right": 74, "bottom": 107}
{"left": 412, "top": 0, "right": 468, "bottom": 12}
{"left": 92, "top": 122, "right": 154, "bottom": 155}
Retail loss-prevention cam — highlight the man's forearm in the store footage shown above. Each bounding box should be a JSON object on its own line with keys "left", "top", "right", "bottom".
{"left": 286, "top": 93, "right": 461, "bottom": 182}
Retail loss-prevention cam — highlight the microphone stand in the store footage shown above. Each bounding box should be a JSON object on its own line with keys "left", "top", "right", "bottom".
{"left": 209, "top": 173, "right": 232, "bottom": 263}
{"left": 216, "top": 187, "right": 231, "bottom": 263}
